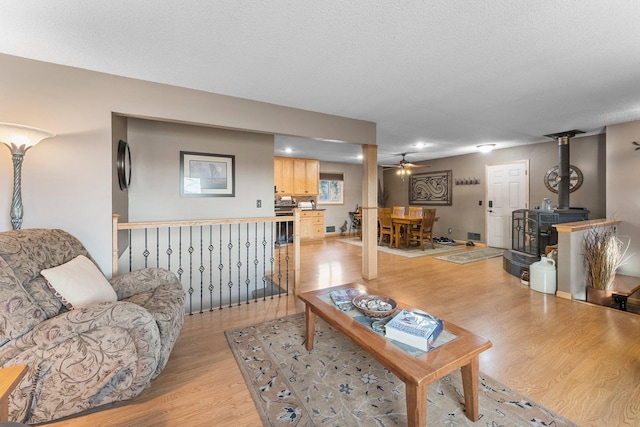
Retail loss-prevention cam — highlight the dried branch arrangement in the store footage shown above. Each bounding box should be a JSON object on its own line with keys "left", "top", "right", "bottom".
{"left": 582, "top": 226, "right": 626, "bottom": 290}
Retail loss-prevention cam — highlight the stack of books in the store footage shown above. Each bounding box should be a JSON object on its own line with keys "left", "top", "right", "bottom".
{"left": 384, "top": 309, "right": 443, "bottom": 351}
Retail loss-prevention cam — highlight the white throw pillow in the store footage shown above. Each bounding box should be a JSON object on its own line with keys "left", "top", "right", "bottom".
{"left": 41, "top": 255, "right": 117, "bottom": 309}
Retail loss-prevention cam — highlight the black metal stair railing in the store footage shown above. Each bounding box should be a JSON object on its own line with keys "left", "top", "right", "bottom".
{"left": 112, "top": 215, "right": 297, "bottom": 315}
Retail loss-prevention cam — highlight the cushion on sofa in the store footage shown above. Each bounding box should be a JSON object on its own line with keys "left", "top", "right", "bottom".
{"left": 41, "top": 255, "right": 117, "bottom": 309}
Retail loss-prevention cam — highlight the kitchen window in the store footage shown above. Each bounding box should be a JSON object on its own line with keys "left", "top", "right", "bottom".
{"left": 318, "top": 173, "right": 344, "bottom": 205}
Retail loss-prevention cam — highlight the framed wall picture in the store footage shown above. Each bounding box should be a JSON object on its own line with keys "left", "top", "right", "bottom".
{"left": 180, "top": 151, "right": 235, "bottom": 197}
{"left": 409, "top": 170, "right": 452, "bottom": 205}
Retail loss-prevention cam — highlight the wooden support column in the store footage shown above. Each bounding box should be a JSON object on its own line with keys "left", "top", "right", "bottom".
{"left": 294, "top": 208, "right": 301, "bottom": 294}
{"left": 362, "top": 144, "right": 378, "bottom": 279}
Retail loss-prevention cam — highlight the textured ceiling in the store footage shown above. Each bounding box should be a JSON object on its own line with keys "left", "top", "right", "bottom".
{"left": 2, "top": 1, "right": 640, "bottom": 165}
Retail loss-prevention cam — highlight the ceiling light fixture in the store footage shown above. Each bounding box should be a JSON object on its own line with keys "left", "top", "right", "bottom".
{"left": 396, "top": 167, "right": 411, "bottom": 181}
{"left": 0, "top": 122, "right": 55, "bottom": 229}
{"left": 476, "top": 144, "right": 496, "bottom": 153}
{"left": 314, "top": 137, "right": 345, "bottom": 143}
{"left": 284, "top": 147, "right": 293, "bottom": 153}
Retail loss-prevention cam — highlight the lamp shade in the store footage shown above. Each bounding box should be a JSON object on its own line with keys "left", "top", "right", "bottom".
{"left": 0, "top": 122, "right": 55, "bottom": 149}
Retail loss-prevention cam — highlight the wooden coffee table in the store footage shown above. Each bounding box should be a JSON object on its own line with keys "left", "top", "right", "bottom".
{"left": 298, "top": 284, "right": 492, "bottom": 427}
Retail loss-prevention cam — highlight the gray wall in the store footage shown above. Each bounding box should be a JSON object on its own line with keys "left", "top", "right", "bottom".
{"left": 128, "top": 119, "right": 274, "bottom": 221}
{"left": 606, "top": 121, "right": 640, "bottom": 277}
{"left": 383, "top": 134, "right": 606, "bottom": 243}
{"left": 0, "top": 53, "right": 375, "bottom": 276}
{"left": 318, "top": 161, "right": 363, "bottom": 235}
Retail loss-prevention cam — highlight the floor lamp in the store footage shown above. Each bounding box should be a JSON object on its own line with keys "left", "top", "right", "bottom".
{"left": 0, "top": 122, "right": 55, "bottom": 230}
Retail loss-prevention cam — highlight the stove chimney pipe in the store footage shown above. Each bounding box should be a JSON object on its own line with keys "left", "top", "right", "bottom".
{"left": 544, "top": 130, "right": 584, "bottom": 209}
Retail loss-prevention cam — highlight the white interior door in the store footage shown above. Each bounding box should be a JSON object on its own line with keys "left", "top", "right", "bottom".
{"left": 486, "top": 161, "right": 528, "bottom": 248}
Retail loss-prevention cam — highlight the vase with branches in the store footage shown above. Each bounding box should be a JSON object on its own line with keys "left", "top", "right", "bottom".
{"left": 582, "top": 225, "right": 629, "bottom": 294}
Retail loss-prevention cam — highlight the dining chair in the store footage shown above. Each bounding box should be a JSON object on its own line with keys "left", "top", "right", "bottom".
{"left": 391, "top": 206, "right": 406, "bottom": 242}
{"left": 392, "top": 206, "right": 405, "bottom": 216}
{"left": 378, "top": 208, "right": 394, "bottom": 246}
{"left": 349, "top": 206, "right": 362, "bottom": 237}
{"left": 408, "top": 208, "right": 436, "bottom": 250}
{"left": 408, "top": 207, "right": 423, "bottom": 217}
{"left": 407, "top": 207, "right": 423, "bottom": 234}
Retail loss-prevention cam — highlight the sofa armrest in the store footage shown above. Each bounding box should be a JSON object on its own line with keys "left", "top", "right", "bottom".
{"left": 4, "top": 301, "right": 159, "bottom": 358}
{"left": 2, "top": 301, "right": 163, "bottom": 423}
{"left": 109, "top": 268, "right": 181, "bottom": 300}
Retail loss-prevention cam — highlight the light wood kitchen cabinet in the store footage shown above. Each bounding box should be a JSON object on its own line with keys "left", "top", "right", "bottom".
{"left": 274, "top": 157, "right": 319, "bottom": 196}
{"left": 274, "top": 157, "right": 294, "bottom": 195}
{"left": 299, "top": 210, "right": 325, "bottom": 241}
{"left": 293, "top": 158, "right": 319, "bottom": 195}
{"left": 306, "top": 159, "right": 319, "bottom": 194}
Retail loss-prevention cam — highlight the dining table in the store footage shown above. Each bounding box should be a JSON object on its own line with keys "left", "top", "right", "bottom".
{"left": 391, "top": 213, "right": 439, "bottom": 249}
{"left": 352, "top": 211, "right": 439, "bottom": 248}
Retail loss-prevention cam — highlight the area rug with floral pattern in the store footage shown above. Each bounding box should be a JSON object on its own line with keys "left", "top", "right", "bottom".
{"left": 225, "top": 313, "right": 579, "bottom": 426}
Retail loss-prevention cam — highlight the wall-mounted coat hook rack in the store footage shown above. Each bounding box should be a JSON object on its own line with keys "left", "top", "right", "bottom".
{"left": 455, "top": 178, "right": 480, "bottom": 185}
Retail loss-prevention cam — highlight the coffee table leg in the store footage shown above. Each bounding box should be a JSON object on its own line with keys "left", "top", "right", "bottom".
{"left": 460, "top": 356, "right": 480, "bottom": 421}
{"left": 305, "top": 304, "right": 316, "bottom": 351}
{"left": 405, "top": 382, "right": 427, "bottom": 427}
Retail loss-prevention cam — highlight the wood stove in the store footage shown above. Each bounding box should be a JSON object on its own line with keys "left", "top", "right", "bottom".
{"left": 504, "top": 208, "right": 589, "bottom": 277}
{"left": 504, "top": 129, "right": 590, "bottom": 277}
{"left": 511, "top": 208, "right": 589, "bottom": 257}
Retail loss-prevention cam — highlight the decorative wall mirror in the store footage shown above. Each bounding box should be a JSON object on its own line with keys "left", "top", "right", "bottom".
{"left": 117, "top": 139, "right": 132, "bottom": 190}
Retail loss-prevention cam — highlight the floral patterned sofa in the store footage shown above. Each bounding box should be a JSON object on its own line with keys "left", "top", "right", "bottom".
{"left": 0, "top": 229, "right": 185, "bottom": 424}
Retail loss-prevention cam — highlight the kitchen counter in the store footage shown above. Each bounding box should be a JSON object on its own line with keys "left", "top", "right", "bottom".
{"left": 274, "top": 208, "right": 325, "bottom": 215}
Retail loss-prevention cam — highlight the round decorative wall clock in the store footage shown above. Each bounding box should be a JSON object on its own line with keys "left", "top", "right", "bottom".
{"left": 117, "top": 139, "right": 132, "bottom": 190}
{"left": 544, "top": 164, "right": 583, "bottom": 193}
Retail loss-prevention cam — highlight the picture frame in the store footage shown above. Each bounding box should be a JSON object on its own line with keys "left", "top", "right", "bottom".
{"left": 409, "top": 170, "right": 452, "bottom": 205}
{"left": 318, "top": 178, "right": 344, "bottom": 205}
{"left": 180, "top": 151, "right": 235, "bottom": 197}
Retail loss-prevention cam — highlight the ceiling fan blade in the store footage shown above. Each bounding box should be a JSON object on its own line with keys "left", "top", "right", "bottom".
{"left": 382, "top": 153, "right": 431, "bottom": 169}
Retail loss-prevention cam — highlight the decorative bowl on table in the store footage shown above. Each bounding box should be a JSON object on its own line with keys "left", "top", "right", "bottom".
{"left": 352, "top": 294, "right": 398, "bottom": 318}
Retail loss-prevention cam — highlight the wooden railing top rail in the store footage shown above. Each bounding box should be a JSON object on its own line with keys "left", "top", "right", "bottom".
{"left": 114, "top": 215, "right": 280, "bottom": 230}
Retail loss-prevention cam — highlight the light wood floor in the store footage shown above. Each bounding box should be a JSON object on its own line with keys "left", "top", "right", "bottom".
{"left": 46, "top": 237, "right": 640, "bottom": 426}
